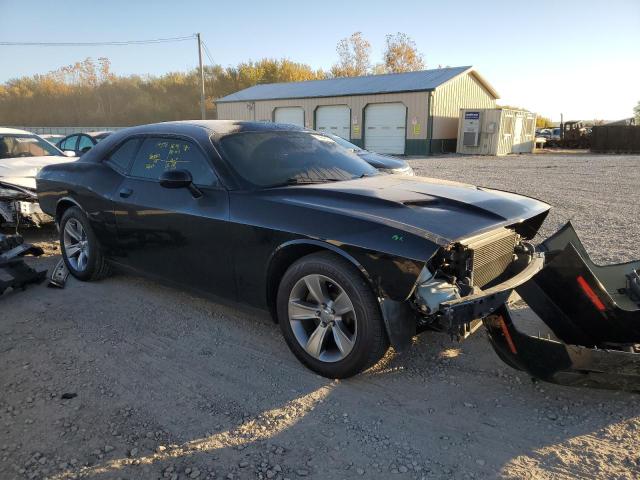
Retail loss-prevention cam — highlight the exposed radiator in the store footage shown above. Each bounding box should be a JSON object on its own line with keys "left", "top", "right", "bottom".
{"left": 465, "top": 228, "right": 518, "bottom": 287}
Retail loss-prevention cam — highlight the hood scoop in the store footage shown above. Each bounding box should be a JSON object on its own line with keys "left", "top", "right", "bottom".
{"left": 402, "top": 198, "right": 439, "bottom": 207}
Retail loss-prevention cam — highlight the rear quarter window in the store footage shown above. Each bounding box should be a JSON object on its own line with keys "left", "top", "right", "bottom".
{"left": 107, "top": 138, "right": 142, "bottom": 173}
{"left": 130, "top": 137, "right": 216, "bottom": 186}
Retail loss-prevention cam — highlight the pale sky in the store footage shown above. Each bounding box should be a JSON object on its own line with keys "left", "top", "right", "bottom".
{"left": 1, "top": 0, "right": 638, "bottom": 121}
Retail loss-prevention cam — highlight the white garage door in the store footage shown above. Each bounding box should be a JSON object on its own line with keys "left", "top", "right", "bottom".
{"left": 274, "top": 107, "right": 304, "bottom": 127}
{"left": 315, "top": 105, "right": 350, "bottom": 140}
{"left": 364, "top": 103, "right": 406, "bottom": 154}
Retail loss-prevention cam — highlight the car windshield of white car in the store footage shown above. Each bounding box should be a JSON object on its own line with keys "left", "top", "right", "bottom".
{"left": 0, "top": 134, "right": 62, "bottom": 159}
{"left": 218, "top": 131, "right": 378, "bottom": 188}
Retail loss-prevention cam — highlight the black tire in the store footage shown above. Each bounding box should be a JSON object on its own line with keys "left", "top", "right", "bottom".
{"left": 59, "top": 206, "right": 111, "bottom": 281}
{"left": 277, "top": 251, "right": 389, "bottom": 378}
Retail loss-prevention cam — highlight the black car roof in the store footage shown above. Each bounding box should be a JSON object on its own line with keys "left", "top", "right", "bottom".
{"left": 79, "top": 120, "right": 308, "bottom": 166}
{"left": 150, "top": 120, "right": 308, "bottom": 138}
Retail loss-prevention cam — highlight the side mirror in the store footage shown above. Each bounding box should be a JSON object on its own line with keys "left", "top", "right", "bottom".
{"left": 159, "top": 169, "right": 202, "bottom": 198}
{"left": 63, "top": 151, "right": 76, "bottom": 157}
{"left": 160, "top": 169, "right": 193, "bottom": 189}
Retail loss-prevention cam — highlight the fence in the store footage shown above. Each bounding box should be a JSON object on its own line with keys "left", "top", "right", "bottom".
{"left": 591, "top": 125, "right": 640, "bottom": 153}
{"left": 8, "top": 126, "right": 126, "bottom": 135}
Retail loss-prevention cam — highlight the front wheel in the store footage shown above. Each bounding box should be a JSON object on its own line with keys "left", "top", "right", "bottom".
{"left": 277, "top": 252, "right": 389, "bottom": 378}
{"left": 59, "top": 206, "right": 110, "bottom": 281}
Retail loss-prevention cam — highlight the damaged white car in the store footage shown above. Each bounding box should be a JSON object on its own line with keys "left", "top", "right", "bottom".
{"left": 0, "top": 128, "right": 76, "bottom": 227}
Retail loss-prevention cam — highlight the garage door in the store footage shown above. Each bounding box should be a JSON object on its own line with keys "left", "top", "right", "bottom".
{"left": 364, "top": 103, "right": 406, "bottom": 154}
{"left": 274, "top": 107, "right": 304, "bottom": 127}
{"left": 315, "top": 105, "right": 350, "bottom": 140}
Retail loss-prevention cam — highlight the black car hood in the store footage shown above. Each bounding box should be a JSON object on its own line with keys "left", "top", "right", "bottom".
{"left": 357, "top": 151, "right": 407, "bottom": 170}
{"left": 270, "top": 175, "right": 550, "bottom": 245}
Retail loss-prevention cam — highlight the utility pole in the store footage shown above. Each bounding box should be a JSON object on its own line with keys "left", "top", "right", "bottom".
{"left": 197, "top": 33, "right": 206, "bottom": 120}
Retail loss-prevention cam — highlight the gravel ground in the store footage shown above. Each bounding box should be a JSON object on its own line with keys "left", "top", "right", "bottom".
{"left": 1, "top": 151, "right": 639, "bottom": 480}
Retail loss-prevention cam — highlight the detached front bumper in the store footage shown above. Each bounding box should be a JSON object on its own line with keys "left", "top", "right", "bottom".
{"left": 484, "top": 306, "right": 640, "bottom": 392}
{"left": 483, "top": 222, "right": 640, "bottom": 391}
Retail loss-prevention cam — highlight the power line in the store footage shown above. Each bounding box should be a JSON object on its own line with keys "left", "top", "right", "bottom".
{"left": 0, "top": 35, "right": 196, "bottom": 47}
{"left": 200, "top": 41, "right": 216, "bottom": 67}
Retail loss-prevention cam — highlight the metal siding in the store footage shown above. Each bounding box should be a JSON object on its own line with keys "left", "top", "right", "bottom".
{"left": 216, "top": 102, "right": 254, "bottom": 121}
{"left": 432, "top": 72, "right": 497, "bottom": 140}
{"left": 217, "top": 92, "right": 429, "bottom": 142}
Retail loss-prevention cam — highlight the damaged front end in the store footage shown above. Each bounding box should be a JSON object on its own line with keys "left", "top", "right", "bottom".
{"left": 0, "top": 181, "right": 52, "bottom": 228}
{"left": 411, "top": 225, "right": 545, "bottom": 339}
{"left": 407, "top": 221, "right": 640, "bottom": 392}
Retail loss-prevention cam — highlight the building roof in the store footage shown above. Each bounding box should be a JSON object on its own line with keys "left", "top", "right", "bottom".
{"left": 217, "top": 66, "right": 498, "bottom": 103}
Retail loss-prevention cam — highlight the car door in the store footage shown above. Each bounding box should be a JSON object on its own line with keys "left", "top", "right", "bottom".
{"left": 59, "top": 135, "right": 79, "bottom": 153}
{"left": 77, "top": 134, "right": 94, "bottom": 155}
{"left": 112, "top": 135, "right": 235, "bottom": 300}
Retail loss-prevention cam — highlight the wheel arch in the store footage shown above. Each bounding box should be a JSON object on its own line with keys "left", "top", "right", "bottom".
{"left": 55, "top": 197, "right": 85, "bottom": 225}
{"left": 265, "top": 239, "right": 375, "bottom": 323}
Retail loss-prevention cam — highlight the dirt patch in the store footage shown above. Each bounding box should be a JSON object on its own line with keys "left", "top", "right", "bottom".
{"left": 1, "top": 152, "right": 639, "bottom": 479}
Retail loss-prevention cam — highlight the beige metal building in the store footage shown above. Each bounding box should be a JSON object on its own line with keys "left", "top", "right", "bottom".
{"left": 216, "top": 66, "right": 498, "bottom": 155}
{"left": 456, "top": 108, "right": 537, "bottom": 155}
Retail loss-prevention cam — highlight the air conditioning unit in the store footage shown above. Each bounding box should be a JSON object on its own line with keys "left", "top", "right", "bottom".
{"left": 462, "top": 111, "right": 481, "bottom": 146}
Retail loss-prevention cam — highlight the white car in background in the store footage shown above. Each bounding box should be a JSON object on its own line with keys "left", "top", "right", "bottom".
{"left": 0, "top": 128, "right": 76, "bottom": 227}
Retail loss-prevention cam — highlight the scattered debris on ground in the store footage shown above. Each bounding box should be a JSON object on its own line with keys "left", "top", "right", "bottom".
{"left": 0, "top": 233, "right": 46, "bottom": 296}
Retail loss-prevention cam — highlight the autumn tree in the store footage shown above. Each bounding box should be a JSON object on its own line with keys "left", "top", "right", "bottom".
{"left": 331, "top": 32, "right": 371, "bottom": 77}
{"left": 0, "top": 57, "right": 326, "bottom": 126}
{"left": 535, "top": 116, "right": 553, "bottom": 128}
{"left": 382, "top": 33, "right": 425, "bottom": 73}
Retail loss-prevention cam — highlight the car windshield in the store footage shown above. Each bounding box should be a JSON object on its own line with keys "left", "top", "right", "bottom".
{"left": 0, "top": 134, "right": 62, "bottom": 159}
{"left": 326, "top": 134, "right": 363, "bottom": 152}
{"left": 218, "top": 131, "right": 378, "bottom": 188}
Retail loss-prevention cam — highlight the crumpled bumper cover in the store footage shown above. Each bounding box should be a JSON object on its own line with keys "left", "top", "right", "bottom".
{"left": 483, "top": 222, "right": 640, "bottom": 392}
{"left": 484, "top": 306, "right": 640, "bottom": 392}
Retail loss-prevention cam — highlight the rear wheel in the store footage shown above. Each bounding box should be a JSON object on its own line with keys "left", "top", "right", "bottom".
{"left": 59, "top": 206, "right": 110, "bottom": 281}
{"left": 277, "top": 251, "right": 388, "bottom": 378}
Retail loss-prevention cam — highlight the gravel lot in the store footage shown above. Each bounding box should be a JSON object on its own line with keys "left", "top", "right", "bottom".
{"left": 1, "top": 151, "right": 639, "bottom": 480}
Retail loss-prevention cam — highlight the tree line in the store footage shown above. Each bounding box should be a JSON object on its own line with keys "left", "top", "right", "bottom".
{"left": 0, "top": 32, "right": 427, "bottom": 126}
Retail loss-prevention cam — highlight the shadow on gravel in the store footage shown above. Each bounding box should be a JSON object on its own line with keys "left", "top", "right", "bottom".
{"left": 3, "top": 259, "right": 639, "bottom": 479}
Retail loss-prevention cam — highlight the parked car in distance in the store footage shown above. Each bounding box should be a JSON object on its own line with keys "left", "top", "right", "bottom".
{"left": 40, "top": 134, "right": 65, "bottom": 145}
{"left": 57, "top": 131, "right": 113, "bottom": 156}
{"left": 323, "top": 133, "right": 414, "bottom": 175}
{"left": 536, "top": 129, "right": 552, "bottom": 139}
{"left": 36, "top": 120, "right": 561, "bottom": 378}
{"left": 0, "top": 127, "right": 76, "bottom": 226}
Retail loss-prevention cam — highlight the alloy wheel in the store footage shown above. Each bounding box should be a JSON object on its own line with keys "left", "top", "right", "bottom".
{"left": 63, "top": 218, "right": 89, "bottom": 272}
{"left": 288, "top": 274, "right": 357, "bottom": 362}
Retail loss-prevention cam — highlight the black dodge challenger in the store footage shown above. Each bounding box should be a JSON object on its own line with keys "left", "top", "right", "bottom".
{"left": 37, "top": 121, "right": 640, "bottom": 386}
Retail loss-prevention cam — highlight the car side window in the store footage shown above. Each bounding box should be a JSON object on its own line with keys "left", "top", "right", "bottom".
{"left": 61, "top": 135, "right": 78, "bottom": 151}
{"left": 78, "top": 135, "right": 93, "bottom": 151}
{"left": 130, "top": 137, "right": 216, "bottom": 186}
{"left": 107, "top": 138, "right": 142, "bottom": 173}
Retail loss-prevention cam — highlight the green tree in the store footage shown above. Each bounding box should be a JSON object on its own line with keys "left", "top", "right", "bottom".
{"left": 634, "top": 100, "right": 640, "bottom": 123}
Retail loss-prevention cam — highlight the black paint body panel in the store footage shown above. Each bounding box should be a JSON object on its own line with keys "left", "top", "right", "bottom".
{"left": 36, "top": 121, "right": 551, "bottom": 313}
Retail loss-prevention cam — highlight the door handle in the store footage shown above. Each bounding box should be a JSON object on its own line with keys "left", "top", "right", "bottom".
{"left": 119, "top": 188, "right": 133, "bottom": 198}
